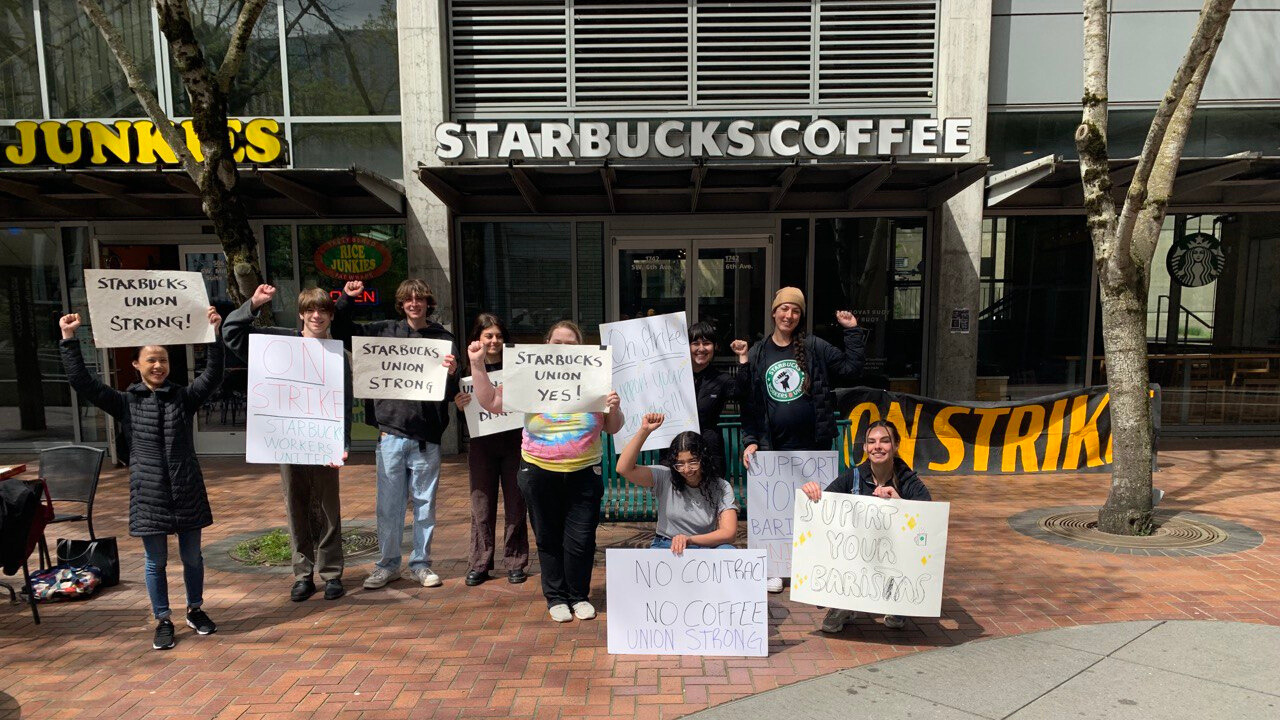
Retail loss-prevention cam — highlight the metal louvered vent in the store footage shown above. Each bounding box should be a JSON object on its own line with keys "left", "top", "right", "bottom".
{"left": 574, "top": 1, "right": 690, "bottom": 105}
{"left": 695, "top": 1, "right": 813, "bottom": 105}
{"left": 818, "top": 1, "right": 937, "bottom": 103}
{"left": 450, "top": 0, "right": 568, "bottom": 108}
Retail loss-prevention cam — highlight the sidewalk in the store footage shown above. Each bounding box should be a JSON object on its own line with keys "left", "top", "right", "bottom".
{"left": 1, "top": 444, "right": 1277, "bottom": 720}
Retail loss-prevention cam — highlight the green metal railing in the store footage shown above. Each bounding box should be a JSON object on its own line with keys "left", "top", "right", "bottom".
{"left": 599, "top": 415, "right": 855, "bottom": 521}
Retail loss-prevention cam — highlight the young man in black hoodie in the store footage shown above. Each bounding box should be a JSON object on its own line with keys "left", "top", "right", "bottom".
{"left": 337, "top": 279, "right": 458, "bottom": 590}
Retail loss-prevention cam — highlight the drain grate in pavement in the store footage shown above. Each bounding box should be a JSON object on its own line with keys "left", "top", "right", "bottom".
{"left": 1008, "top": 506, "right": 1263, "bottom": 556}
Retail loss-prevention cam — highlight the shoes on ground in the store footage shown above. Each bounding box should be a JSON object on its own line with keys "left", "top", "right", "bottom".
{"left": 153, "top": 618, "right": 176, "bottom": 650}
{"left": 507, "top": 568, "right": 528, "bottom": 584}
{"left": 821, "top": 608, "right": 856, "bottom": 633}
{"left": 884, "top": 614, "right": 906, "bottom": 629}
{"left": 186, "top": 608, "right": 216, "bottom": 635}
{"left": 411, "top": 567, "right": 443, "bottom": 588}
{"left": 572, "top": 601, "right": 596, "bottom": 620}
{"left": 465, "top": 570, "right": 489, "bottom": 586}
{"left": 548, "top": 604, "right": 573, "bottom": 623}
{"left": 363, "top": 567, "right": 398, "bottom": 589}
{"left": 290, "top": 578, "right": 316, "bottom": 602}
{"left": 766, "top": 576, "right": 785, "bottom": 593}
{"left": 324, "top": 579, "right": 345, "bottom": 600}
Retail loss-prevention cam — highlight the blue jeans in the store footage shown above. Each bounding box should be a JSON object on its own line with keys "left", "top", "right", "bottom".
{"left": 140, "top": 529, "right": 203, "bottom": 620}
{"left": 650, "top": 535, "right": 736, "bottom": 550}
{"left": 375, "top": 433, "right": 442, "bottom": 572}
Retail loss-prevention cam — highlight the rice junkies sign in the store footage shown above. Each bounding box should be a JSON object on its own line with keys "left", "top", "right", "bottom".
{"left": 83, "top": 270, "right": 215, "bottom": 348}
{"left": 837, "top": 386, "right": 1160, "bottom": 475}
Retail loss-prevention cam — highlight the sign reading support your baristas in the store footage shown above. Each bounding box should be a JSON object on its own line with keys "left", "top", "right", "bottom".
{"left": 246, "top": 334, "right": 345, "bottom": 466}
{"left": 790, "top": 490, "right": 949, "bottom": 617}
{"left": 83, "top": 269, "right": 215, "bottom": 348}
{"left": 746, "top": 451, "right": 840, "bottom": 577}
{"left": 351, "top": 336, "right": 452, "bottom": 401}
{"left": 606, "top": 549, "right": 768, "bottom": 657}
{"left": 600, "top": 311, "right": 699, "bottom": 451}
{"left": 501, "top": 344, "right": 612, "bottom": 413}
{"left": 461, "top": 371, "right": 524, "bottom": 438}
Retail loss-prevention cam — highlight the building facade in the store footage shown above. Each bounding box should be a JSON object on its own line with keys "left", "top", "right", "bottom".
{"left": 2, "top": 0, "right": 1278, "bottom": 456}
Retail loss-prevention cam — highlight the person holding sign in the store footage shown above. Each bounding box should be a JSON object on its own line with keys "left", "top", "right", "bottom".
{"left": 454, "top": 313, "right": 528, "bottom": 586}
{"left": 689, "top": 321, "right": 740, "bottom": 465}
{"left": 336, "top": 280, "right": 458, "bottom": 591}
{"left": 615, "top": 413, "right": 738, "bottom": 555}
{"left": 800, "top": 420, "right": 932, "bottom": 633}
{"left": 224, "top": 286, "right": 353, "bottom": 603}
{"left": 732, "top": 287, "right": 866, "bottom": 593}
{"left": 58, "top": 309, "right": 224, "bottom": 651}
{"left": 468, "top": 321, "right": 623, "bottom": 623}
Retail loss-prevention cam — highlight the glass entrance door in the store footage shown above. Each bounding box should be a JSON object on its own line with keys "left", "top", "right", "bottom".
{"left": 181, "top": 244, "right": 246, "bottom": 455}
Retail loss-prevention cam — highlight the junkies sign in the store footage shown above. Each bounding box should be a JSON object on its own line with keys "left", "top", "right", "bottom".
{"left": 746, "top": 451, "right": 840, "bottom": 577}
{"left": 246, "top": 335, "right": 345, "bottom": 466}
{"left": 501, "top": 344, "right": 612, "bottom": 413}
{"left": 351, "top": 337, "right": 451, "bottom": 401}
{"left": 790, "top": 490, "right": 949, "bottom": 617}
{"left": 600, "top": 312, "right": 698, "bottom": 451}
{"left": 83, "top": 270, "right": 215, "bottom": 348}
{"left": 461, "top": 371, "right": 524, "bottom": 438}
{"left": 605, "top": 549, "right": 768, "bottom": 657}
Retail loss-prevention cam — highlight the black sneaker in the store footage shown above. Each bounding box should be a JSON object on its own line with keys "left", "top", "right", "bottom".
{"left": 465, "top": 570, "right": 489, "bottom": 586}
{"left": 508, "top": 569, "right": 528, "bottom": 584}
{"left": 153, "top": 619, "right": 175, "bottom": 650}
{"left": 291, "top": 578, "right": 317, "bottom": 602}
{"left": 323, "top": 579, "right": 345, "bottom": 600}
{"left": 186, "top": 608, "right": 217, "bottom": 635}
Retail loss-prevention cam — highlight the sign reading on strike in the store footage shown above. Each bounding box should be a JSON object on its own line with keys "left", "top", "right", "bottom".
{"left": 461, "top": 371, "right": 524, "bottom": 438}
{"left": 351, "top": 336, "right": 451, "bottom": 401}
{"left": 746, "top": 451, "right": 839, "bottom": 577}
{"left": 606, "top": 549, "right": 768, "bottom": 657}
{"left": 790, "top": 490, "right": 949, "bottom": 617}
{"left": 501, "top": 344, "right": 612, "bottom": 413}
{"left": 83, "top": 269, "right": 215, "bottom": 348}
{"left": 246, "top": 334, "right": 345, "bottom": 466}
{"left": 600, "top": 312, "right": 699, "bottom": 452}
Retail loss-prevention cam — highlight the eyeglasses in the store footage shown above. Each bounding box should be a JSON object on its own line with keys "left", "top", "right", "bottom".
{"left": 673, "top": 460, "right": 701, "bottom": 470}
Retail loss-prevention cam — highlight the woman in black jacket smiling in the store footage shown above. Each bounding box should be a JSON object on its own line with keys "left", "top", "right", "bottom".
{"left": 59, "top": 309, "right": 223, "bottom": 651}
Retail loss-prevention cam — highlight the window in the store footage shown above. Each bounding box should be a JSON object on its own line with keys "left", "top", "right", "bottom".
{"left": 1, "top": 0, "right": 41, "bottom": 118}
{"left": 460, "top": 222, "right": 573, "bottom": 343}
{"left": 575, "top": 222, "right": 604, "bottom": 341}
{"left": 285, "top": 0, "right": 399, "bottom": 116}
{"left": 779, "top": 218, "right": 808, "bottom": 295}
{"left": 296, "top": 223, "right": 407, "bottom": 324}
{"left": 172, "top": 0, "right": 284, "bottom": 116}
{"left": 42, "top": 0, "right": 155, "bottom": 117}
{"left": 291, "top": 122, "right": 402, "bottom": 178}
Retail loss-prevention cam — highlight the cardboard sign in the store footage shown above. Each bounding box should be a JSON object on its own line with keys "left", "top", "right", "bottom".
{"left": 351, "top": 336, "right": 452, "bottom": 401}
{"left": 746, "top": 451, "right": 840, "bottom": 577}
{"left": 600, "top": 312, "right": 699, "bottom": 452}
{"left": 501, "top": 344, "right": 612, "bottom": 413}
{"left": 606, "top": 549, "right": 768, "bottom": 657}
{"left": 246, "top": 335, "right": 346, "bottom": 466}
{"left": 83, "top": 269, "right": 215, "bottom": 348}
{"left": 461, "top": 371, "right": 525, "bottom": 438}
{"left": 790, "top": 490, "right": 949, "bottom": 617}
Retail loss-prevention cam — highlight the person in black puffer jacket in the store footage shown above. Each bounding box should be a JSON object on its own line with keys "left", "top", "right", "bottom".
{"left": 59, "top": 309, "right": 223, "bottom": 651}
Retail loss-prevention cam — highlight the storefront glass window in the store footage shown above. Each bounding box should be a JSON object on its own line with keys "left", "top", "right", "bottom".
{"left": 42, "top": 0, "right": 154, "bottom": 117}
{"left": 291, "top": 122, "right": 402, "bottom": 179}
{"left": 812, "top": 217, "right": 926, "bottom": 388}
{"left": 60, "top": 226, "right": 107, "bottom": 442}
{"left": 263, "top": 224, "right": 297, "bottom": 319}
{"left": 460, "top": 222, "right": 573, "bottom": 343}
{"left": 780, "top": 218, "right": 808, "bottom": 296}
{"left": 575, "top": 222, "right": 604, "bottom": 342}
{"left": 284, "top": 0, "right": 399, "bottom": 116}
{"left": 2, "top": 0, "right": 41, "bottom": 118}
{"left": 172, "top": 0, "right": 283, "bottom": 116}
{"left": 297, "top": 223, "right": 407, "bottom": 323}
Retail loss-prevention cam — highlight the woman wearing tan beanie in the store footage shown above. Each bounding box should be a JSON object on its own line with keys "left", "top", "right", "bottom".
{"left": 730, "top": 287, "right": 866, "bottom": 592}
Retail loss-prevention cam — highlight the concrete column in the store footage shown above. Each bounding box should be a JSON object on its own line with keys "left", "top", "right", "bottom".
{"left": 929, "top": 0, "right": 991, "bottom": 401}
{"left": 399, "top": 0, "right": 459, "bottom": 452}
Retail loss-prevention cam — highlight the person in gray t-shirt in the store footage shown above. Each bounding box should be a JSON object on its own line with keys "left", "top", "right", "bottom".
{"left": 615, "top": 413, "right": 739, "bottom": 555}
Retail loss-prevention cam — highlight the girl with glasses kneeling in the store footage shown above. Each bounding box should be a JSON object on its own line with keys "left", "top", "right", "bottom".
{"left": 615, "top": 413, "right": 739, "bottom": 555}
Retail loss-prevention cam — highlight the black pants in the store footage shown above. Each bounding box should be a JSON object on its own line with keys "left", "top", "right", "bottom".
{"left": 468, "top": 431, "right": 528, "bottom": 573}
{"left": 517, "top": 461, "right": 602, "bottom": 607}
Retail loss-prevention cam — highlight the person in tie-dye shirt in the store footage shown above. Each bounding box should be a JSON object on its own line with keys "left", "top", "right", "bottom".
{"left": 468, "top": 320, "right": 623, "bottom": 623}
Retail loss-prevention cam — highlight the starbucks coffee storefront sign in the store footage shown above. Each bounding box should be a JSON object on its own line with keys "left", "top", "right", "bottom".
{"left": 3, "top": 118, "right": 284, "bottom": 167}
{"left": 435, "top": 117, "right": 973, "bottom": 161}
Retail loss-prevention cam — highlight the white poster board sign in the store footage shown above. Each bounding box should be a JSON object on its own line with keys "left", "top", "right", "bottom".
{"left": 501, "top": 344, "right": 612, "bottom": 413}
{"left": 600, "top": 312, "right": 699, "bottom": 452}
{"left": 83, "top": 269, "right": 215, "bottom": 348}
{"left": 790, "top": 490, "right": 949, "bottom": 617}
{"left": 606, "top": 549, "right": 768, "bottom": 657}
{"left": 461, "top": 371, "right": 525, "bottom": 438}
{"left": 351, "top": 336, "right": 451, "bottom": 401}
{"left": 246, "top": 334, "right": 346, "bottom": 466}
{"left": 746, "top": 451, "right": 839, "bottom": 577}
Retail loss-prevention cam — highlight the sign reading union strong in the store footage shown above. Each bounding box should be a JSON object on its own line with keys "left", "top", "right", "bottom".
{"left": 313, "top": 236, "right": 393, "bottom": 281}
{"left": 2, "top": 118, "right": 284, "bottom": 167}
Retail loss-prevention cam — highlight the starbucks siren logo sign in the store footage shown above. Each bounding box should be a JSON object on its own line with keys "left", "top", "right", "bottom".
{"left": 1166, "top": 232, "right": 1225, "bottom": 288}
{"left": 766, "top": 360, "right": 806, "bottom": 402}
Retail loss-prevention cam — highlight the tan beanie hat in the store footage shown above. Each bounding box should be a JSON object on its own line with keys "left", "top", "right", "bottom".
{"left": 772, "top": 286, "right": 806, "bottom": 313}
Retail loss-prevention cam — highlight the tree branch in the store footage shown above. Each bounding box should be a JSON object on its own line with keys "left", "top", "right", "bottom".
{"left": 76, "top": 0, "right": 199, "bottom": 178}
{"left": 216, "top": 0, "right": 269, "bottom": 94}
{"left": 1075, "top": 0, "right": 1118, "bottom": 272}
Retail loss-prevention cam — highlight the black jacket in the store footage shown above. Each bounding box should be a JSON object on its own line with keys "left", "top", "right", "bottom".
{"left": 61, "top": 338, "right": 223, "bottom": 537}
{"left": 335, "top": 294, "right": 458, "bottom": 445}
{"left": 0, "top": 479, "right": 41, "bottom": 574}
{"left": 738, "top": 326, "right": 867, "bottom": 451}
{"left": 222, "top": 300, "right": 352, "bottom": 449}
{"left": 825, "top": 457, "right": 931, "bottom": 501}
{"left": 694, "top": 365, "right": 738, "bottom": 460}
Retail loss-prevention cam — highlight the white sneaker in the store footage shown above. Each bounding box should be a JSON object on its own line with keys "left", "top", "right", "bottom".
{"left": 766, "top": 576, "right": 784, "bottom": 593}
{"left": 884, "top": 614, "right": 906, "bottom": 629}
{"left": 362, "top": 567, "right": 397, "bottom": 589}
{"left": 411, "top": 567, "right": 442, "bottom": 588}
{"left": 821, "top": 608, "right": 856, "bottom": 633}
{"left": 572, "top": 601, "right": 596, "bottom": 620}
{"left": 548, "top": 604, "right": 573, "bottom": 622}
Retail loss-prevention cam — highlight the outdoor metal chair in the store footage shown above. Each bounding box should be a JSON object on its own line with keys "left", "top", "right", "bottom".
{"left": 36, "top": 446, "right": 106, "bottom": 565}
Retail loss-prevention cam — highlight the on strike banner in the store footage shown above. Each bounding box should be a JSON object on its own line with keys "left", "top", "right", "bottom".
{"left": 790, "top": 490, "right": 949, "bottom": 617}
{"left": 83, "top": 269, "right": 215, "bottom": 348}
{"left": 837, "top": 386, "right": 1161, "bottom": 475}
{"left": 600, "top": 311, "right": 698, "bottom": 451}
{"left": 501, "top": 344, "right": 612, "bottom": 413}
{"left": 461, "top": 371, "right": 524, "bottom": 438}
{"left": 246, "top": 334, "right": 346, "bottom": 466}
{"left": 606, "top": 549, "right": 768, "bottom": 657}
{"left": 351, "top": 336, "right": 452, "bottom": 401}
{"left": 746, "top": 451, "right": 839, "bottom": 577}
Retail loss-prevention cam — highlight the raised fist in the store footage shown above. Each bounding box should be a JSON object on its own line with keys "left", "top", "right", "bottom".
{"left": 640, "top": 413, "right": 665, "bottom": 431}
{"left": 59, "top": 313, "right": 81, "bottom": 339}
{"left": 466, "top": 340, "right": 486, "bottom": 364}
{"left": 207, "top": 306, "right": 222, "bottom": 332}
{"left": 251, "top": 284, "right": 276, "bottom": 310}
{"left": 835, "top": 310, "right": 858, "bottom": 328}
{"left": 344, "top": 280, "right": 364, "bottom": 298}
{"left": 730, "top": 339, "right": 749, "bottom": 360}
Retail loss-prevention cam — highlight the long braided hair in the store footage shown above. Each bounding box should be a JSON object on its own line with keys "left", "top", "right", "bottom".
{"left": 789, "top": 311, "right": 811, "bottom": 394}
{"left": 661, "top": 431, "right": 725, "bottom": 512}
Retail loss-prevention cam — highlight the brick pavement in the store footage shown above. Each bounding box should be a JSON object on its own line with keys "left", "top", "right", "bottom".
{"left": 2, "top": 443, "right": 1278, "bottom": 720}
